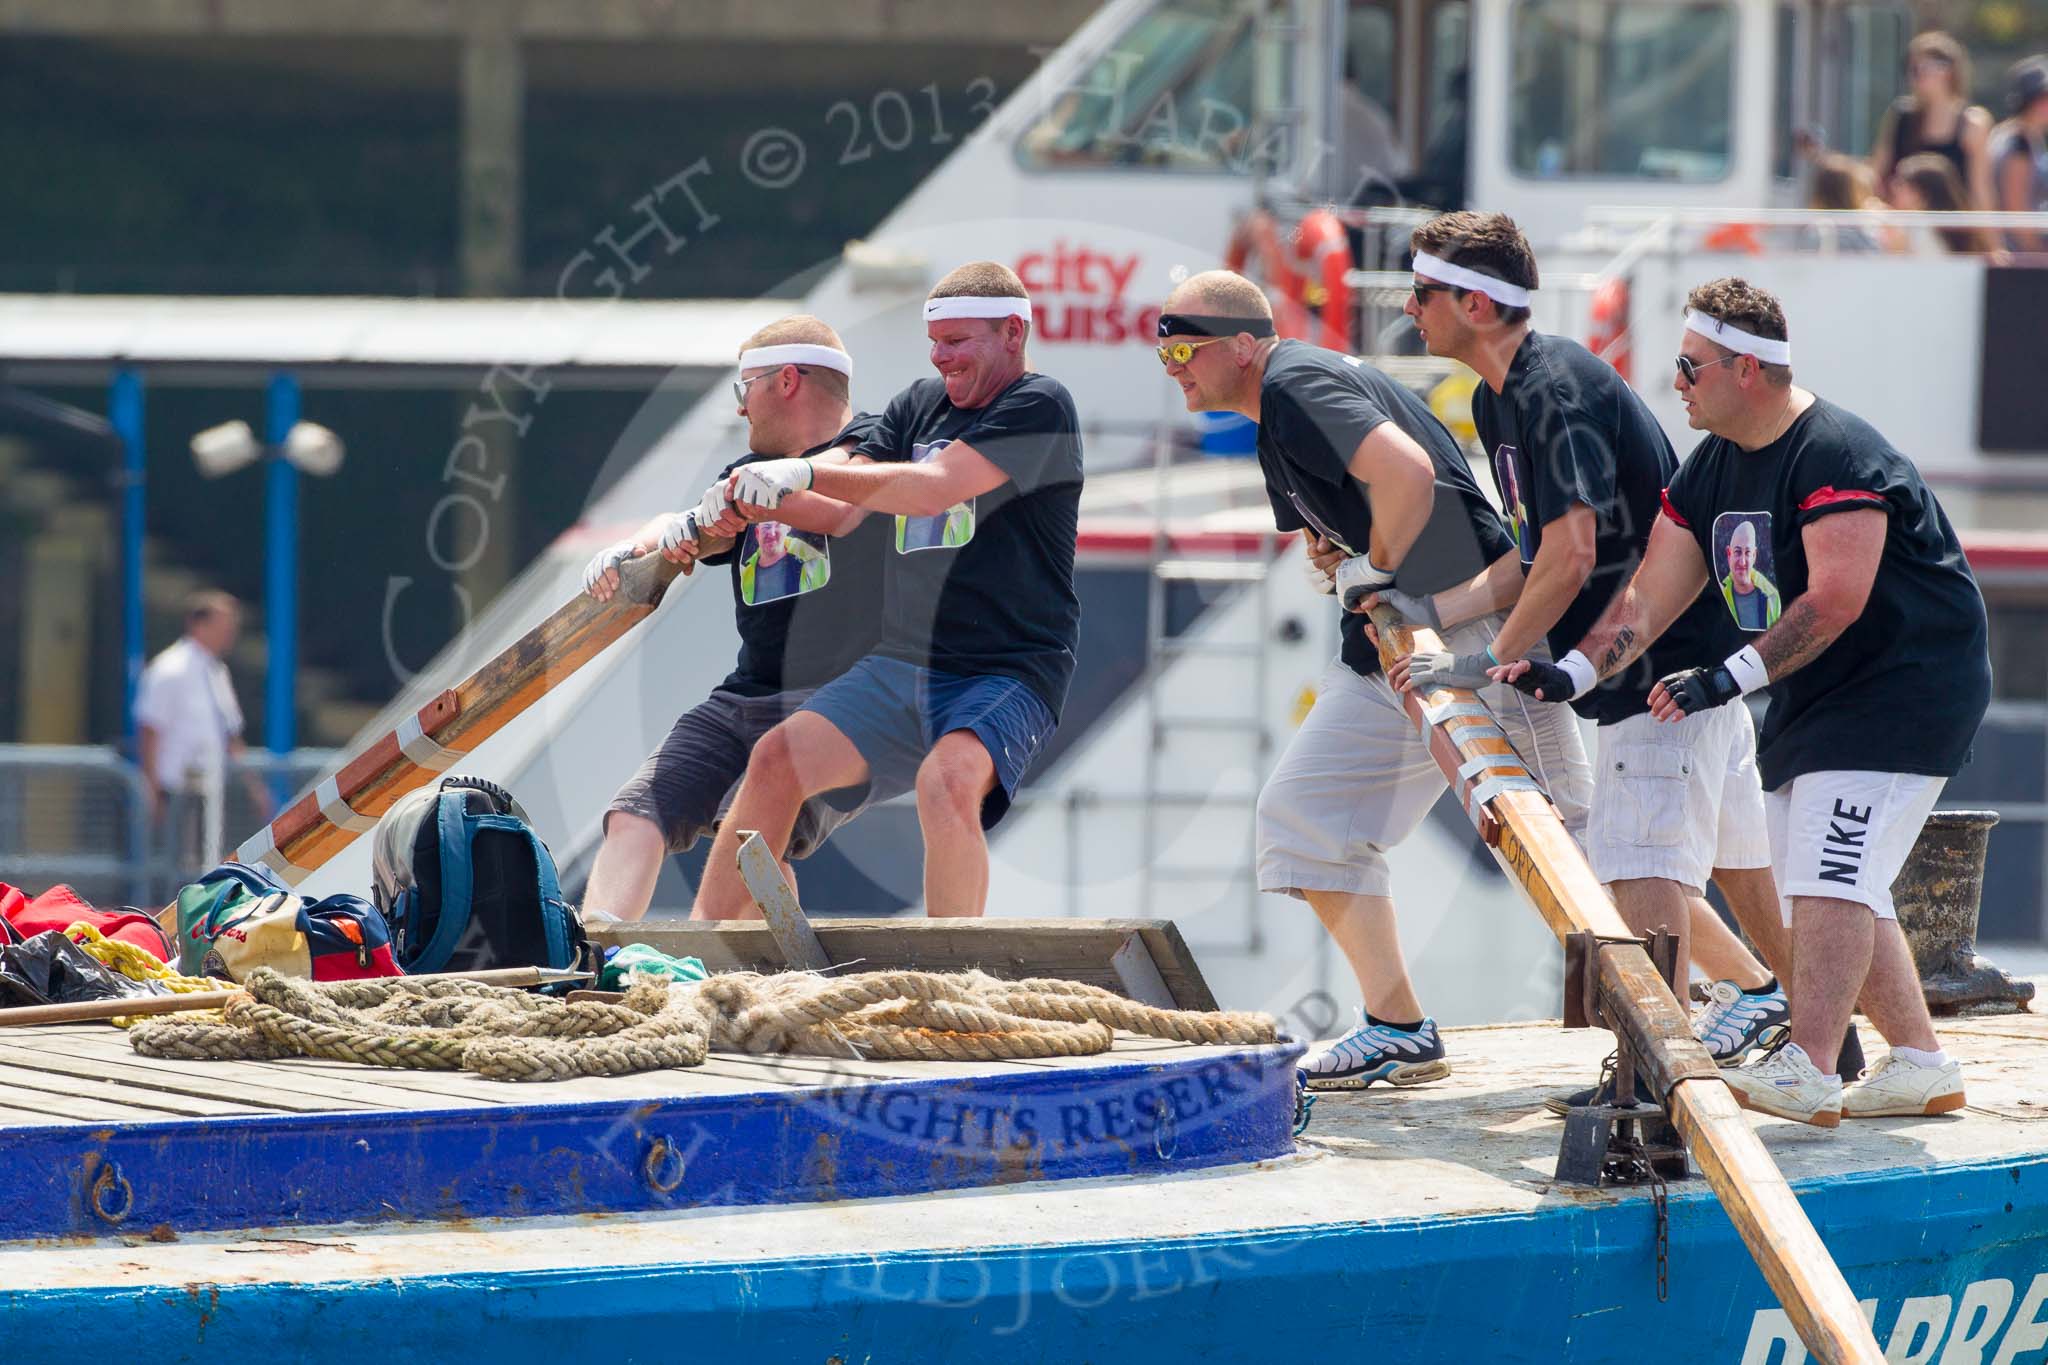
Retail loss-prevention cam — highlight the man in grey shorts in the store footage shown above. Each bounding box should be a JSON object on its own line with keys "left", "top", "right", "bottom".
{"left": 579, "top": 314, "right": 887, "bottom": 920}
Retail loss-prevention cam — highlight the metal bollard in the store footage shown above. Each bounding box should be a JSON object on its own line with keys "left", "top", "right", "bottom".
{"left": 1892, "top": 810, "right": 2036, "bottom": 1014}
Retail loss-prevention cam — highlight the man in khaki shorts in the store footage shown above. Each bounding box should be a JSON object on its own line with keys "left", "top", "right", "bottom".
{"left": 1157, "top": 267, "right": 1592, "bottom": 1092}
{"left": 1504, "top": 278, "right": 1990, "bottom": 1127}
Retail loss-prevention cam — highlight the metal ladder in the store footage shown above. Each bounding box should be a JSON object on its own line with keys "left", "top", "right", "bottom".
{"left": 1136, "top": 431, "right": 1276, "bottom": 955}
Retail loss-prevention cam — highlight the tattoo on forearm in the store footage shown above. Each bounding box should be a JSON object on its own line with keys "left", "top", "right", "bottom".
{"left": 1756, "top": 598, "right": 1834, "bottom": 678}
{"left": 1598, "top": 626, "right": 1636, "bottom": 677}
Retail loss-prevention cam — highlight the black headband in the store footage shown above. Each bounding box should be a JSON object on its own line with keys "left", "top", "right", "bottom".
{"left": 1158, "top": 312, "right": 1277, "bottom": 339}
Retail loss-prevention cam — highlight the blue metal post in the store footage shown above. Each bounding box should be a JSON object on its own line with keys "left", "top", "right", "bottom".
{"left": 112, "top": 369, "right": 147, "bottom": 744}
{"left": 263, "top": 371, "right": 300, "bottom": 764}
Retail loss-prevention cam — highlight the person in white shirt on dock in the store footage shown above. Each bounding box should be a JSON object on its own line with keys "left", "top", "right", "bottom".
{"left": 134, "top": 591, "right": 268, "bottom": 872}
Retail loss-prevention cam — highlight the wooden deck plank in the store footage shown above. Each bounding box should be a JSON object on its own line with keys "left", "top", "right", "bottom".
{"left": 0, "top": 1102, "right": 71, "bottom": 1127}
{"left": 0, "top": 1083, "right": 190, "bottom": 1124}
{"left": 29, "top": 1032, "right": 487, "bottom": 1112}
{"left": 0, "top": 1061, "right": 272, "bottom": 1119}
{"left": 0, "top": 1042, "right": 382, "bottom": 1115}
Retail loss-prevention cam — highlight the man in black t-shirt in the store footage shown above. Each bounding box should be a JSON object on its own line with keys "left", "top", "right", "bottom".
{"left": 1401, "top": 212, "right": 1794, "bottom": 1074}
{"left": 1511, "top": 278, "right": 1990, "bottom": 1127}
{"left": 690, "top": 261, "right": 1083, "bottom": 920}
{"left": 578, "top": 315, "right": 887, "bottom": 922}
{"left": 1157, "top": 269, "right": 1591, "bottom": 1092}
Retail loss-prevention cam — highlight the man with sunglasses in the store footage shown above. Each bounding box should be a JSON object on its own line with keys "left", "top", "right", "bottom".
{"left": 577, "top": 314, "right": 886, "bottom": 921}
{"left": 1399, "top": 212, "right": 1796, "bottom": 1083}
{"left": 1501, "top": 279, "right": 1990, "bottom": 1128}
{"left": 1156, "top": 267, "right": 1590, "bottom": 1093}
{"left": 688, "top": 262, "right": 1082, "bottom": 921}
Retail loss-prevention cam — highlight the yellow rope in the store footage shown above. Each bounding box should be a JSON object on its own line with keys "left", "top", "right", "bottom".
{"left": 64, "top": 922, "right": 220, "bottom": 993}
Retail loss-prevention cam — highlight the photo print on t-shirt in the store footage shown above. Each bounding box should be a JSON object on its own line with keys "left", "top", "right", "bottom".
{"left": 1712, "top": 511, "right": 1780, "bottom": 632}
{"left": 739, "top": 521, "right": 831, "bottom": 606}
{"left": 1492, "top": 444, "right": 1529, "bottom": 564}
{"left": 896, "top": 439, "right": 977, "bottom": 553}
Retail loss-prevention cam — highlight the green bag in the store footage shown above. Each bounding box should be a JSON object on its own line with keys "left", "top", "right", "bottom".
{"left": 599, "top": 944, "right": 707, "bottom": 990}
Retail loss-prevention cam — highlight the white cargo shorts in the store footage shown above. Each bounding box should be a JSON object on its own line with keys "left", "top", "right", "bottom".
{"left": 1585, "top": 700, "right": 1771, "bottom": 891}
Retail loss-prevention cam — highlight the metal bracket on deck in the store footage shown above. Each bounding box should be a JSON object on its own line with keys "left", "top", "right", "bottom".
{"left": 1554, "top": 929, "right": 1690, "bottom": 1190}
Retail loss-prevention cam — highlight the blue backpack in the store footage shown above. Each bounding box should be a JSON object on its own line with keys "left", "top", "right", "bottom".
{"left": 376, "top": 778, "right": 590, "bottom": 978}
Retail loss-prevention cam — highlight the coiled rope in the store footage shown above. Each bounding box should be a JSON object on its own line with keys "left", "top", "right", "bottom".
{"left": 128, "top": 966, "right": 1279, "bottom": 1081}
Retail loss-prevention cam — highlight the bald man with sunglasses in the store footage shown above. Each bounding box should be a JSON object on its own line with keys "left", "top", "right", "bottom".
{"left": 1156, "top": 268, "right": 1590, "bottom": 1093}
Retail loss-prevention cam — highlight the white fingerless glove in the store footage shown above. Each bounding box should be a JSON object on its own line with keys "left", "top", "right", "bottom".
{"left": 655, "top": 509, "right": 701, "bottom": 557}
{"left": 1304, "top": 557, "right": 1335, "bottom": 595}
{"left": 581, "top": 539, "right": 639, "bottom": 596}
{"left": 729, "top": 457, "right": 814, "bottom": 509}
{"left": 695, "top": 479, "right": 732, "bottom": 529}
{"left": 1334, "top": 554, "right": 1397, "bottom": 610}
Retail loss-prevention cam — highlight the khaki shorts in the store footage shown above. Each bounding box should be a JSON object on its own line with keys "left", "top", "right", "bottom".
{"left": 1256, "top": 614, "right": 1594, "bottom": 901}
{"left": 1585, "top": 701, "right": 1771, "bottom": 890}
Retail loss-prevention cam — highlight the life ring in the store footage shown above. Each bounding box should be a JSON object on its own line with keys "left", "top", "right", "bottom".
{"left": 1225, "top": 208, "right": 1296, "bottom": 328}
{"left": 1285, "top": 209, "right": 1353, "bottom": 352}
{"left": 1587, "top": 277, "right": 1631, "bottom": 383}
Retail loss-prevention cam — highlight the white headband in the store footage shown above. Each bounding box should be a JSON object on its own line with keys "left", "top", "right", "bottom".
{"left": 738, "top": 343, "right": 852, "bottom": 377}
{"left": 1411, "top": 251, "right": 1534, "bottom": 308}
{"left": 1684, "top": 311, "right": 1792, "bottom": 367}
{"left": 924, "top": 295, "right": 1033, "bottom": 324}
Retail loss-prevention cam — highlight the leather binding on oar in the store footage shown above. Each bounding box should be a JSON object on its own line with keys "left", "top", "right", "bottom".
{"left": 1367, "top": 603, "right": 1883, "bottom": 1365}
{"left": 235, "top": 549, "right": 688, "bottom": 885}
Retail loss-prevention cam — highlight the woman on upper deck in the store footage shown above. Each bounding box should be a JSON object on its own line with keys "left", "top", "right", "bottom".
{"left": 1872, "top": 31, "right": 1995, "bottom": 214}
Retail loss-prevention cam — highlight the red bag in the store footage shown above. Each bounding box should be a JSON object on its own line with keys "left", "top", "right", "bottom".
{"left": 0, "top": 883, "right": 174, "bottom": 964}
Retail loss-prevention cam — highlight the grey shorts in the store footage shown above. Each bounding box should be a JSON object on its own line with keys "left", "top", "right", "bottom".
{"left": 606, "top": 687, "right": 860, "bottom": 860}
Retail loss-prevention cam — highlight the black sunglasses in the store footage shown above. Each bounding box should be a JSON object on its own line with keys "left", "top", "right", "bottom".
{"left": 1411, "top": 281, "right": 1460, "bottom": 304}
{"left": 1675, "top": 353, "right": 1740, "bottom": 384}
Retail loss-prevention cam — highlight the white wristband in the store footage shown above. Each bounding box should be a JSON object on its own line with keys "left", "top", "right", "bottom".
{"left": 1558, "top": 650, "right": 1598, "bottom": 701}
{"left": 1723, "top": 645, "right": 1770, "bottom": 696}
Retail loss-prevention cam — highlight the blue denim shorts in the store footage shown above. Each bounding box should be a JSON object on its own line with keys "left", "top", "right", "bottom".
{"left": 800, "top": 655, "right": 1057, "bottom": 830}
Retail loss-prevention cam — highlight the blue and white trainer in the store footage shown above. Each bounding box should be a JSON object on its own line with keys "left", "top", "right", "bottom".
{"left": 1692, "top": 979, "right": 1791, "bottom": 1066}
{"left": 1300, "top": 1010, "right": 1451, "bottom": 1091}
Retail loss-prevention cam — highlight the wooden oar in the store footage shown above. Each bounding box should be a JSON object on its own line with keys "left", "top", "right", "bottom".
{"left": 234, "top": 549, "right": 687, "bottom": 885}
{"left": 0, "top": 965, "right": 595, "bottom": 1028}
{"left": 1369, "top": 604, "right": 1881, "bottom": 1365}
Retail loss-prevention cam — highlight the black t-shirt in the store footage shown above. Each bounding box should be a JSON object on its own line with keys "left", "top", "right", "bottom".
{"left": 850, "top": 373, "right": 1085, "bottom": 716}
{"left": 702, "top": 415, "right": 889, "bottom": 697}
{"left": 1473, "top": 330, "right": 1733, "bottom": 724}
{"left": 1663, "top": 397, "right": 1990, "bottom": 790}
{"left": 1254, "top": 341, "right": 1515, "bottom": 679}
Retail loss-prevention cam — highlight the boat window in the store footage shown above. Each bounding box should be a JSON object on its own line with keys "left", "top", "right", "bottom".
{"left": 1339, "top": 1, "right": 1406, "bottom": 195}
{"left": 1820, "top": 3, "right": 1909, "bottom": 162}
{"left": 1508, "top": 0, "right": 1736, "bottom": 182}
{"left": 1017, "top": 0, "right": 1294, "bottom": 175}
{"left": 1773, "top": 3, "right": 1800, "bottom": 181}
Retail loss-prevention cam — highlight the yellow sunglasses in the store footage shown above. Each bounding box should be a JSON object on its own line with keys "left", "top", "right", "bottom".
{"left": 1156, "top": 335, "right": 1230, "bottom": 366}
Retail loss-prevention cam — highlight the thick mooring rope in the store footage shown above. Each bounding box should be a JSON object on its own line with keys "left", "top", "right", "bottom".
{"left": 128, "top": 966, "right": 1279, "bottom": 1080}
{"left": 131, "top": 970, "right": 707, "bottom": 1081}
{"left": 694, "top": 969, "right": 1278, "bottom": 1063}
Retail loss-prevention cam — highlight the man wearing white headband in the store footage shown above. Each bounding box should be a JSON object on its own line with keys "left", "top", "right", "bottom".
{"left": 1154, "top": 267, "right": 1591, "bottom": 1094}
{"left": 693, "top": 261, "right": 1083, "bottom": 919}
{"left": 1508, "top": 277, "right": 1990, "bottom": 1128}
{"left": 1400, "top": 212, "right": 1799, "bottom": 1095}
{"left": 578, "top": 314, "right": 888, "bottom": 920}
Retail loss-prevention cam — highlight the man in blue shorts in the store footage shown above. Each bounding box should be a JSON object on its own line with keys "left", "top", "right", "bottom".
{"left": 578, "top": 314, "right": 884, "bottom": 921}
{"left": 691, "top": 261, "right": 1084, "bottom": 919}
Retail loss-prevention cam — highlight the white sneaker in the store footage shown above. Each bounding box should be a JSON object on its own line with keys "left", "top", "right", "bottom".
{"left": 1691, "top": 979, "right": 1791, "bottom": 1066}
{"left": 1842, "top": 1053, "right": 1967, "bottom": 1118}
{"left": 1723, "top": 1039, "right": 1842, "bottom": 1128}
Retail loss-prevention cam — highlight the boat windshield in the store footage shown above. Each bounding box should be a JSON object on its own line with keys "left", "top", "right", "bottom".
{"left": 1509, "top": 0, "right": 1736, "bottom": 182}
{"left": 1017, "top": 0, "right": 1292, "bottom": 174}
